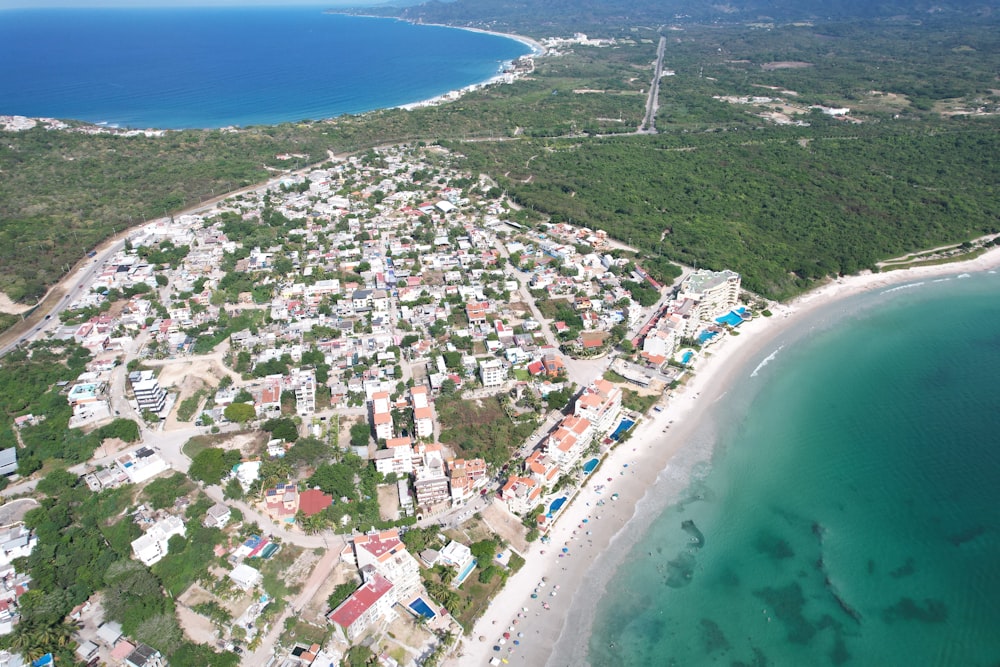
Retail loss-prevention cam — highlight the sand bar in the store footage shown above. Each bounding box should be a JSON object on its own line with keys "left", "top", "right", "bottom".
{"left": 449, "top": 245, "right": 1000, "bottom": 667}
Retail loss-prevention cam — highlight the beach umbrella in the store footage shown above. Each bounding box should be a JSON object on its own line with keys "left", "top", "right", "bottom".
{"left": 518, "top": 632, "right": 524, "bottom": 638}
{"left": 494, "top": 646, "right": 501, "bottom": 652}
{"left": 531, "top": 593, "right": 538, "bottom": 598}
{"left": 583, "top": 519, "right": 589, "bottom": 523}
{"left": 514, "top": 640, "right": 520, "bottom": 646}
{"left": 479, "top": 636, "right": 486, "bottom": 642}
{"left": 562, "top": 547, "right": 569, "bottom": 553}
{"left": 504, "top": 632, "right": 511, "bottom": 639}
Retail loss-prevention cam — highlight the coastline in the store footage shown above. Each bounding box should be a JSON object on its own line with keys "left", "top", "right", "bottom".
{"left": 450, "top": 246, "right": 1000, "bottom": 667}
{"left": 330, "top": 13, "right": 544, "bottom": 113}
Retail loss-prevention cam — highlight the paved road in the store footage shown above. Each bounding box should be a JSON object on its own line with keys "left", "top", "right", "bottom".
{"left": 638, "top": 36, "right": 667, "bottom": 134}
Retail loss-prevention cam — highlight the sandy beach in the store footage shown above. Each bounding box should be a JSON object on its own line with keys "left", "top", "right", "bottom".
{"left": 450, "top": 245, "right": 1000, "bottom": 667}
{"left": 395, "top": 26, "right": 543, "bottom": 112}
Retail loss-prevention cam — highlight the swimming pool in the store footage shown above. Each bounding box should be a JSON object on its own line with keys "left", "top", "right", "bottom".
{"left": 610, "top": 418, "right": 636, "bottom": 441}
{"left": 583, "top": 458, "right": 599, "bottom": 474}
{"left": 698, "top": 330, "right": 720, "bottom": 345}
{"left": 454, "top": 558, "right": 478, "bottom": 587}
{"left": 409, "top": 597, "right": 436, "bottom": 619}
{"left": 547, "top": 496, "right": 568, "bottom": 517}
{"left": 681, "top": 350, "right": 693, "bottom": 365}
{"left": 715, "top": 307, "right": 746, "bottom": 327}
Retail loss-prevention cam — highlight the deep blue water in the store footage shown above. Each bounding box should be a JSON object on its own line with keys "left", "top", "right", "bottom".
{"left": 588, "top": 272, "right": 1000, "bottom": 666}
{"left": 0, "top": 7, "right": 529, "bottom": 128}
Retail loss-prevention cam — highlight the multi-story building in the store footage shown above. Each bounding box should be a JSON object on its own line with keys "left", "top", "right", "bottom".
{"left": 370, "top": 391, "right": 393, "bottom": 441}
{"left": 479, "top": 359, "right": 507, "bottom": 388}
{"left": 290, "top": 368, "right": 316, "bottom": 416}
{"left": 327, "top": 570, "right": 396, "bottom": 641}
{"left": 128, "top": 370, "right": 166, "bottom": 413}
{"left": 679, "top": 269, "right": 741, "bottom": 319}
{"left": 500, "top": 476, "right": 542, "bottom": 515}
{"left": 131, "top": 515, "right": 185, "bottom": 567}
{"left": 373, "top": 437, "right": 414, "bottom": 477}
{"left": 410, "top": 386, "right": 434, "bottom": 439}
{"left": 347, "top": 529, "right": 421, "bottom": 597}
{"left": 574, "top": 379, "right": 622, "bottom": 435}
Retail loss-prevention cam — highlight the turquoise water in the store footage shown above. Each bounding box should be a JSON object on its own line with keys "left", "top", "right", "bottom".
{"left": 0, "top": 8, "right": 529, "bottom": 129}
{"left": 588, "top": 273, "right": 1000, "bottom": 666}
{"left": 584, "top": 458, "right": 600, "bottom": 474}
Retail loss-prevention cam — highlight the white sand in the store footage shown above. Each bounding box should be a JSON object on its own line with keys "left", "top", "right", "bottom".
{"left": 450, "top": 246, "right": 1000, "bottom": 667}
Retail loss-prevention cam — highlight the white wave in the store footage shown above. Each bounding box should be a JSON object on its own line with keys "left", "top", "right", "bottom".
{"left": 989, "top": 270, "right": 997, "bottom": 275}
{"left": 881, "top": 281, "right": 925, "bottom": 295}
{"left": 751, "top": 345, "right": 783, "bottom": 378}
{"left": 957, "top": 273, "right": 971, "bottom": 279}
{"left": 932, "top": 278, "right": 950, "bottom": 283}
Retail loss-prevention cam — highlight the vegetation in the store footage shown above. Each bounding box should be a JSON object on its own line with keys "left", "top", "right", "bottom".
{"left": 188, "top": 447, "right": 242, "bottom": 486}
{"left": 9, "top": 469, "right": 234, "bottom": 664}
{"left": 1, "top": 18, "right": 998, "bottom": 320}
{"left": 143, "top": 472, "right": 195, "bottom": 510}
{"left": 436, "top": 394, "right": 539, "bottom": 467}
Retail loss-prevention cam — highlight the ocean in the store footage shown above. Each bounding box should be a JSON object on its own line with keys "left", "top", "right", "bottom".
{"left": 0, "top": 7, "right": 530, "bottom": 129}
{"left": 587, "top": 272, "right": 1000, "bottom": 666}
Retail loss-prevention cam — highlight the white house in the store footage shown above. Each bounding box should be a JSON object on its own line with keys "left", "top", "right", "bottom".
{"left": 228, "top": 563, "right": 262, "bottom": 591}
{"left": 131, "top": 515, "right": 185, "bottom": 567}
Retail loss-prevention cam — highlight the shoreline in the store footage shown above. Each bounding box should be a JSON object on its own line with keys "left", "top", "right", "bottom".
{"left": 451, "top": 246, "right": 1000, "bottom": 667}
{"left": 333, "top": 13, "right": 544, "bottom": 113}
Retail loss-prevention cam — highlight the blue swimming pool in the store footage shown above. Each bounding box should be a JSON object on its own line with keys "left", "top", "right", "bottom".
{"left": 583, "top": 458, "right": 599, "bottom": 474}
{"left": 547, "top": 496, "right": 568, "bottom": 517}
{"left": 698, "top": 330, "right": 720, "bottom": 345}
{"left": 681, "top": 350, "right": 693, "bottom": 365}
{"left": 610, "top": 418, "right": 636, "bottom": 441}
{"left": 715, "top": 307, "right": 746, "bottom": 327}
{"left": 409, "top": 597, "right": 436, "bottom": 619}
{"left": 454, "top": 558, "right": 478, "bottom": 586}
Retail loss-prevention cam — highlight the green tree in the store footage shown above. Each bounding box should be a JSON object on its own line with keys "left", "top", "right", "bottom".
{"left": 189, "top": 448, "right": 242, "bottom": 486}
{"left": 350, "top": 422, "right": 371, "bottom": 449}
{"left": 223, "top": 402, "right": 256, "bottom": 423}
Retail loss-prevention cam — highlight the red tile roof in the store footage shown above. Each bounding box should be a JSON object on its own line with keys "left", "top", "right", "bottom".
{"left": 298, "top": 489, "right": 333, "bottom": 517}
{"left": 327, "top": 573, "right": 394, "bottom": 629}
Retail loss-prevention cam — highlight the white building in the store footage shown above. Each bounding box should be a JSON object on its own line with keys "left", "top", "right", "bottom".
{"left": 679, "top": 269, "right": 741, "bottom": 320}
{"left": 479, "top": 359, "right": 507, "bottom": 388}
{"left": 0, "top": 526, "right": 36, "bottom": 569}
{"left": 128, "top": 371, "right": 167, "bottom": 413}
{"left": 131, "top": 515, "right": 186, "bottom": 567}
{"left": 289, "top": 368, "right": 316, "bottom": 416}
{"left": 228, "top": 563, "right": 262, "bottom": 590}
{"left": 115, "top": 447, "right": 169, "bottom": 485}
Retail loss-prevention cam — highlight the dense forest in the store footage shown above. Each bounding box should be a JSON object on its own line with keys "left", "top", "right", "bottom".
{"left": 353, "top": 0, "right": 1000, "bottom": 35}
{"left": 450, "top": 125, "right": 1000, "bottom": 298}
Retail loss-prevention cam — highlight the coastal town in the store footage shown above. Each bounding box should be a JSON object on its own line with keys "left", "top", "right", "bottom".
{"left": 0, "top": 142, "right": 755, "bottom": 667}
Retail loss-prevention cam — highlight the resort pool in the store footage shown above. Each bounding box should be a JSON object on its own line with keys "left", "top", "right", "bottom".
{"left": 547, "top": 496, "right": 568, "bottom": 517}
{"left": 681, "top": 350, "right": 694, "bottom": 365}
{"left": 409, "top": 597, "right": 436, "bottom": 619}
{"left": 698, "top": 330, "right": 720, "bottom": 345}
{"left": 715, "top": 307, "right": 747, "bottom": 327}
{"left": 583, "top": 458, "right": 600, "bottom": 474}
{"left": 610, "top": 419, "right": 636, "bottom": 441}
